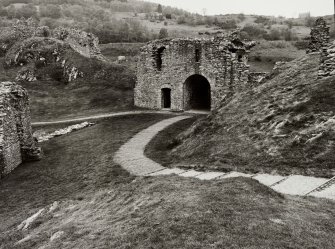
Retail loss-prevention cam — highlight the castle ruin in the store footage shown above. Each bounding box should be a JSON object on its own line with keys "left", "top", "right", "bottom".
{"left": 135, "top": 32, "right": 255, "bottom": 111}
{"left": 0, "top": 82, "right": 41, "bottom": 178}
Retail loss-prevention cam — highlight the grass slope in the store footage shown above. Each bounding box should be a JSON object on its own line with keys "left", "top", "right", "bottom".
{"left": 0, "top": 114, "right": 334, "bottom": 248}
{"left": 0, "top": 55, "right": 136, "bottom": 121}
{"left": 0, "top": 114, "right": 171, "bottom": 244}
{"left": 151, "top": 53, "right": 335, "bottom": 178}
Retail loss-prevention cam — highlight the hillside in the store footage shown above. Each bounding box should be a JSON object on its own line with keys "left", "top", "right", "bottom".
{"left": 0, "top": 0, "right": 329, "bottom": 43}
{"left": 158, "top": 53, "right": 335, "bottom": 178}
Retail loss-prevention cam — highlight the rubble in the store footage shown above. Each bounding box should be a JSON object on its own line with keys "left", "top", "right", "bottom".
{"left": 34, "top": 122, "right": 95, "bottom": 143}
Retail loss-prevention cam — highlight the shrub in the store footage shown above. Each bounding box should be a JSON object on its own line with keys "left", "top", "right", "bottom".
{"left": 241, "top": 24, "right": 267, "bottom": 39}
{"left": 159, "top": 28, "right": 168, "bottom": 39}
{"left": 217, "top": 19, "right": 237, "bottom": 29}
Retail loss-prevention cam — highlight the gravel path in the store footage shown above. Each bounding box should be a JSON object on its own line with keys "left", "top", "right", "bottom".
{"left": 114, "top": 116, "right": 335, "bottom": 201}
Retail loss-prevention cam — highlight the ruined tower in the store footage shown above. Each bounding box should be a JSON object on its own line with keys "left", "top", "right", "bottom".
{"left": 134, "top": 32, "right": 255, "bottom": 111}
{"left": 0, "top": 82, "right": 41, "bottom": 178}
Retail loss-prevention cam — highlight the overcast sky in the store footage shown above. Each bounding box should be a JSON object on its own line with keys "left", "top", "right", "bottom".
{"left": 144, "top": 0, "right": 334, "bottom": 18}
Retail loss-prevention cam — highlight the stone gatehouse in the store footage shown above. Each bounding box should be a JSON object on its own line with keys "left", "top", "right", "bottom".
{"left": 134, "top": 32, "right": 255, "bottom": 111}
{"left": 0, "top": 82, "right": 41, "bottom": 178}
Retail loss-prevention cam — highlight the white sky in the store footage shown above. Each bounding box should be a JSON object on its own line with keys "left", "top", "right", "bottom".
{"left": 143, "top": 0, "right": 334, "bottom": 18}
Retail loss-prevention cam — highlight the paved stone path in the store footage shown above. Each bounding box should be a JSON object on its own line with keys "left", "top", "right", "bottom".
{"left": 114, "top": 116, "right": 335, "bottom": 201}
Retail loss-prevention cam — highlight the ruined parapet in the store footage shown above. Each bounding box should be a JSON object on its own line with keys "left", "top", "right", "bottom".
{"left": 135, "top": 31, "right": 255, "bottom": 111}
{"left": 318, "top": 41, "right": 335, "bottom": 77}
{"left": 0, "top": 82, "right": 41, "bottom": 178}
{"left": 2, "top": 23, "right": 104, "bottom": 83}
{"left": 307, "top": 18, "right": 330, "bottom": 54}
{"left": 53, "top": 27, "right": 104, "bottom": 60}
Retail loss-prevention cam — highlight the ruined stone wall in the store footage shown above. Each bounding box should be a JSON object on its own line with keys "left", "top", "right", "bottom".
{"left": 0, "top": 82, "right": 41, "bottom": 178}
{"left": 307, "top": 18, "right": 330, "bottom": 54}
{"left": 135, "top": 34, "right": 254, "bottom": 111}
{"left": 319, "top": 41, "right": 335, "bottom": 78}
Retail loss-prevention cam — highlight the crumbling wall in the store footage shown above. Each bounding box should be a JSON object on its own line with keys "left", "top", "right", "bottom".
{"left": 307, "top": 18, "right": 330, "bottom": 54}
{"left": 2, "top": 20, "right": 104, "bottom": 83}
{"left": 135, "top": 32, "right": 255, "bottom": 111}
{"left": 0, "top": 82, "right": 41, "bottom": 178}
{"left": 319, "top": 41, "right": 335, "bottom": 77}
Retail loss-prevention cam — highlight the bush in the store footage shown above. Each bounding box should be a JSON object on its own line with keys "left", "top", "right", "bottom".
{"left": 159, "top": 28, "right": 168, "bottom": 39}
{"left": 217, "top": 19, "right": 237, "bottom": 29}
{"left": 241, "top": 24, "right": 267, "bottom": 39}
{"left": 237, "top": 13, "right": 245, "bottom": 22}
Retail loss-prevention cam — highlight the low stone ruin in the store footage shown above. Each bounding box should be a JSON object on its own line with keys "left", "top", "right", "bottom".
{"left": 1, "top": 19, "right": 105, "bottom": 83}
{"left": 0, "top": 82, "right": 41, "bottom": 178}
{"left": 307, "top": 18, "right": 330, "bottom": 54}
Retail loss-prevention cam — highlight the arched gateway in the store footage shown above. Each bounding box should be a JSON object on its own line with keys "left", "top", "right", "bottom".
{"left": 184, "top": 75, "right": 211, "bottom": 110}
{"left": 134, "top": 32, "right": 255, "bottom": 111}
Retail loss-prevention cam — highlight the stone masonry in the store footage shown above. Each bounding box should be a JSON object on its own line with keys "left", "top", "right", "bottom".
{"left": 135, "top": 31, "right": 255, "bottom": 111}
{"left": 0, "top": 82, "right": 41, "bottom": 178}
{"left": 305, "top": 18, "right": 335, "bottom": 78}
{"left": 307, "top": 18, "right": 330, "bottom": 54}
{"left": 318, "top": 41, "right": 335, "bottom": 78}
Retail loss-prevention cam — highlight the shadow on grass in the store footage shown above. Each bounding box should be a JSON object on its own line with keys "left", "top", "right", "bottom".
{"left": 0, "top": 114, "right": 172, "bottom": 233}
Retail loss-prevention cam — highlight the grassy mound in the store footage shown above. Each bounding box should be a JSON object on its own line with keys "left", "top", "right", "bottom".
{"left": 166, "top": 53, "right": 335, "bottom": 177}
{"left": 2, "top": 177, "right": 335, "bottom": 248}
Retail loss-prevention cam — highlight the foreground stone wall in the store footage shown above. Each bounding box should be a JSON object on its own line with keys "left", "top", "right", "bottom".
{"left": 135, "top": 32, "right": 255, "bottom": 111}
{"left": 307, "top": 18, "right": 330, "bottom": 54}
{"left": 0, "top": 82, "right": 41, "bottom": 178}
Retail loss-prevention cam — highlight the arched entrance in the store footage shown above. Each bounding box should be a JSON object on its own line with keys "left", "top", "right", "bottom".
{"left": 161, "top": 88, "right": 171, "bottom": 109}
{"left": 184, "top": 74, "right": 211, "bottom": 110}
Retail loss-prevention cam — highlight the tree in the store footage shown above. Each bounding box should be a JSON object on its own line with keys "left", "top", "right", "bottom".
{"left": 0, "top": 7, "right": 7, "bottom": 17}
{"left": 157, "top": 4, "right": 163, "bottom": 13}
{"left": 159, "top": 28, "right": 168, "bottom": 39}
{"left": 6, "top": 5, "right": 16, "bottom": 19}
{"left": 40, "top": 4, "right": 62, "bottom": 19}
{"left": 16, "top": 4, "right": 37, "bottom": 19}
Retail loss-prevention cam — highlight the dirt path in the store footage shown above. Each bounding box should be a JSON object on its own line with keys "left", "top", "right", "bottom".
{"left": 114, "top": 116, "right": 335, "bottom": 201}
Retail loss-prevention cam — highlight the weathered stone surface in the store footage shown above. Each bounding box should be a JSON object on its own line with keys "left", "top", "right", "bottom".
{"left": 2, "top": 20, "right": 104, "bottom": 83}
{"left": 0, "top": 82, "right": 41, "bottom": 178}
{"left": 135, "top": 31, "right": 256, "bottom": 111}
{"left": 307, "top": 18, "right": 330, "bottom": 54}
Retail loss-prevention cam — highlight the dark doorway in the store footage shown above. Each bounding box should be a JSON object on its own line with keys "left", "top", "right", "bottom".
{"left": 161, "top": 88, "right": 171, "bottom": 108}
{"left": 184, "top": 74, "right": 211, "bottom": 110}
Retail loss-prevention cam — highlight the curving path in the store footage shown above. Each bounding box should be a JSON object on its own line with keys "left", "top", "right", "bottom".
{"left": 114, "top": 116, "right": 335, "bottom": 201}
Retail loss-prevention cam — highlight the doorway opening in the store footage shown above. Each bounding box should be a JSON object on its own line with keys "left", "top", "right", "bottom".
{"left": 161, "top": 88, "right": 171, "bottom": 109}
{"left": 184, "top": 74, "right": 211, "bottom": 110}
